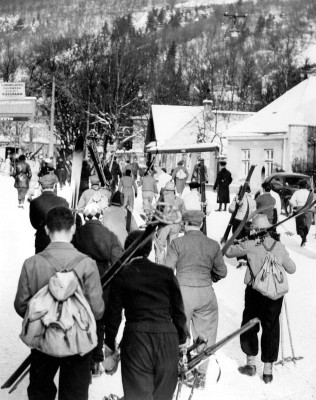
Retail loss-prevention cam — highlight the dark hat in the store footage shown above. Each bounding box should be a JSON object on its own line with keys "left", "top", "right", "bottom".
{"left": 39, "top": 174, "right": 56, "bottom": 188}
{"left": 182, "top": 210, "right": 205, "bottom": 226}
{"left": 177, "top": 160, "right": 184, "bottom": 166}
{"left": 219, "top": 161, "right": 227, "bottom": 166}
{"left": 90, "top": 175, "right": 100, "bottom": 185}
{"left": 111, "top": 191, "right": 122, "bottom": 206}
{"left": 124, "top": 230, "right": 152, "bottom": 257}
{"left": 299, "top": 179, "right": 308, "bottom": 189}
{"left": 198, "top": 157, "right": 204, "bottom": 162}
{"left": 189, "top": 181, "right": 200, "bottom": 189}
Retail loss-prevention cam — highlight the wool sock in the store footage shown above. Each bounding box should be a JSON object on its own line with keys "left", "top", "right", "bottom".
{"left": 247, "top": 355, "right": 256, "bottom": 367}
{"left": 263, "top": 362, "right": 273, "bottom": 374}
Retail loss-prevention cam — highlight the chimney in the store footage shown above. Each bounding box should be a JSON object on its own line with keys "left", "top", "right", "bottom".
{"left": 203, "top": 99, "right": 214, "bottom": 122}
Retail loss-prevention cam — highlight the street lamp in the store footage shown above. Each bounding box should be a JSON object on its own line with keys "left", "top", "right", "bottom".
{"left": 223, "top": 12, "right": 247, "bottom": 38}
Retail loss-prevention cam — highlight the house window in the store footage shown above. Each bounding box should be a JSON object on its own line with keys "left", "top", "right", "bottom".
{"left": 242, "top": 149, "right": 250, "bottom": 176}
{"left": 264, "top": 149, "right": 274, "bottom": 177}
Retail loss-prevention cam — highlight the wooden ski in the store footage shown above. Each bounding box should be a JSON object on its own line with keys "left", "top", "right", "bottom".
{"left": 70, "top": 135, "right": 84, "bottom": 211}
{"left": 221, "top": 165, "right": 256, "bottom": 244}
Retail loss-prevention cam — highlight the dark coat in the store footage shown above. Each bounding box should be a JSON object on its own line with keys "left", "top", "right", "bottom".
{"left": 29, "top": 191, "right": 69, "bottom": 253}
{"left": 111, "top": 161, "right": 122, "bottom": 180}
{"left": 72, "top": 220, "right": 123, "bottom": 279}
{"left": 214, "top": 168, "right": 232, "bottom": 204}
{"left": 13, "top": 161, "right": 32, "bottom": 189}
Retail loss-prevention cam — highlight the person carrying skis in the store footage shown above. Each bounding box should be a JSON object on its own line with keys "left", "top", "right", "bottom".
{"left": 255, "top": 182, "right": 276, "bottom": 224}
{"left": 225, "top": 214, "right": 296, "bottom": 384}
{"left": 103, "top": 230, "right": 187, "bottom": 400}
{"left": 118, "top": 169, "right": 138, "bottom": 210}
{"left": 172, "top": 160, "right": 189, "bottom": 196}
{"left": 228, "top": 184, "right": 256, "bottom": 239}
{"left": 165, "top": 210, "right": 227, "bottom": 389}
{"left": 14, "top": 206, "right": 104, "bottom": 400}
{"left": 72, "top": 202, "right": 123, "bottom": 377}
{"left": 77, "top": 175, "right": 111, "bottom": 214}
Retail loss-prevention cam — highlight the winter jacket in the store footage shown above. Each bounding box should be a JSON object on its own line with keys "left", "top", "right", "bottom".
{"left": 14, "top": 242, "right": 104, "bottom": 320}
{"left": 118, "top": 176, "right": 137, "bottom": 195}
{"left": 165, "top": 230, "right": 227, "bottom": 287}
{"left": 141, "top": 175, "right": 158, "bottom": 193}
{"left": 225, "top": 235, "right": 296, "bottom": 285}
{"left": 13, "top": 161, "right": 32, "bottom": 189}
{"left": 102, "top": 205, "right": 138, "bottom": 247}
{"left": 72, "top": 220, "right": 123, "bottom": 279}
{"left": 104, "top": 258, "right": 187, "bottom": 350}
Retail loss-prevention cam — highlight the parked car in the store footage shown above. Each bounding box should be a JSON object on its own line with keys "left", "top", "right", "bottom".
{"left": 260, "top": 172, "right": 313, "bottom": 215}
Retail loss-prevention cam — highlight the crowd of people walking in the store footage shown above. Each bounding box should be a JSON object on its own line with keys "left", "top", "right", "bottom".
{"left": 4, "top": 149, "right": 313, "bottom": 400}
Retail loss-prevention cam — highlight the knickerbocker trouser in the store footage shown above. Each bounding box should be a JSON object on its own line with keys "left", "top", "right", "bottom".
{"left": 240, "top": 285, "right": 283, "bottom": 363}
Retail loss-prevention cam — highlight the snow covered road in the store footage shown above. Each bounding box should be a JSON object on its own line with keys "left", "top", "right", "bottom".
{"left": 1, "top": 174, "right": 315, "bottom": 400}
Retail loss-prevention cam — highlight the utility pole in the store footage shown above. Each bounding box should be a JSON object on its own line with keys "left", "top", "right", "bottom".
{"left": 48, "top": 76, "right": 56, "bottom": 158}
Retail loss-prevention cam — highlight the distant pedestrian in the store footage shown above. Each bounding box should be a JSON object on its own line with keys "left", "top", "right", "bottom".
{"left": 4, "top": 152, "right": 11, "bottom": 175}
{"left": 12, "top": 154, "right": 32, "bottom": 208}
{"left": 26, "top": 155, "right": 40, "bottom": 202}
{"left": 110, "top": 156, "right": 122, "bottom": 191}
{"left": 255, "top": 182, "right": 276, "bottom": 224}
{"left": 165, "top": 210, "right": 227, "bottom": 389}
{"left": 14, "top": 206, "right": 104, "bottom": 400}
{"left": 289, "top": 179, "right": 312, "bottom": 247}
{"left": 118, "top": 169, "right": 138, "bottom": 210}
{"left": 29, "top": 174, "right": 69, "bottom": 253}
{"left": 154, "top": 181, "right": 184, "bottom": 264}
{"left": 172, "top": 160, "right": 189, "bottom": 196}
{"left": 213, "top": 161, "right": 232, "bottom": 212}
{"left": 139, "top": 169, "right": 158, "bottom": 216}
{"left": 225, "top": 214, "right": 296, "bottom": 384}
{"left": 131, "top": 156, "right": 140, "bottom": 181}
{"left": 56, "top": 156, "right": 68, "bottom": 189}
{"left": 191, "top": 158, "right": 208, "bottom": 184}
{"left": 104, "top": 230, "right": 187, "bottom": 400}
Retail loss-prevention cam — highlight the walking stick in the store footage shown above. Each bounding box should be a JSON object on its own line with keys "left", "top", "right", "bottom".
{"left": 283, "top": 298, "right": 303, "bottom": 364}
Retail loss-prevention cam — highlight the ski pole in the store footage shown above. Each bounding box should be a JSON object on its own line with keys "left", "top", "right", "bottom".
{"left": 284, "top": 298, "right": 303, "bottom": 364}
{"left": 275, "top": 306, "right": 285, "bottom": 366}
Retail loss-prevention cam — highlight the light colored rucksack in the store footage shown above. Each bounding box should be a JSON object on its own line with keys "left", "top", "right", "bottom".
{"left": 251, "top": 241, "right": 289, "bottom": 300}
{"left": 87, "top": 189, "right": 109, "bottom": 210}
{"left": 20, "top": 254, "right": 98, "bottom": 357}
{"left": 176, "top": 168, "right": 187, "bottom": 180}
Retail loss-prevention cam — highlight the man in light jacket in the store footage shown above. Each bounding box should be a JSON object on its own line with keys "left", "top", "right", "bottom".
{"left": 15, "top": 206, "right": 104, "bottom": 400}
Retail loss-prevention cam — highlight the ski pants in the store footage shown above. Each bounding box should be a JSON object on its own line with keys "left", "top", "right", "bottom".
{"left": 28, "top": 349, "right": 90, "bottom": 400}
{"left": 122, "top": 189, "right": 134, "bottom": 210}
{"left": 240, "top": 285, "right": 283, "bottom": 363}
{"left": 180, "top": 285, "right": 218, "bottom": 374}
{"left": 120, "top": 331, "right": 179, "bottom": 400}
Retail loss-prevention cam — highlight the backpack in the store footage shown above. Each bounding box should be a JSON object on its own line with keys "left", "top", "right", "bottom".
{"left": 251, "top": 241, "right": 289, "bottom": 300}
{"left": 20, "top": 253, "right": 98, "bottom": 357}
{"left": 88, "top": 189, "right": 109, "bottom": 210}
{"left": 176, "top": 168, "right": 187, "bottom": 180}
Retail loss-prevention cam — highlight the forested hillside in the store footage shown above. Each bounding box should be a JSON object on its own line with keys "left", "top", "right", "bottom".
{"left": 0, "top": 0, "right": 315, "bottom": 148}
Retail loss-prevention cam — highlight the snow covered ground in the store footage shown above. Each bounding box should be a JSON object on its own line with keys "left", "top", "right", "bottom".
{"left": 1, "top": 173, "right": 316, "bottom": 400}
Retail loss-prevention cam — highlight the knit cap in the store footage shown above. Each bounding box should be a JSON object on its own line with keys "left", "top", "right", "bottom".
{"left": 83, "top": 202, "right": 102, "bottom": 219}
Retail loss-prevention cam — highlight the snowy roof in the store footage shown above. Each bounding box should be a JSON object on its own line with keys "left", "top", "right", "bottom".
{"left": 225, "top": 76, "right": 316, "bottom": 137}
{"left": 146, "top": 105, "right": 249, "bottom": 153}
